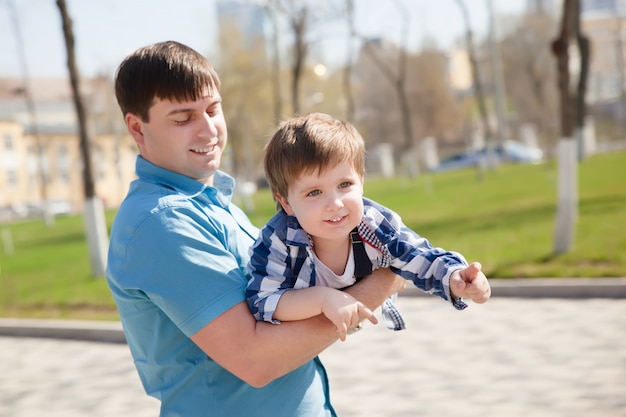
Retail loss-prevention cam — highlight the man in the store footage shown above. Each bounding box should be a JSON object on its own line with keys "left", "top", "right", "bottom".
{"left": 106, "top": 41, "right": 490, "bottom": 417}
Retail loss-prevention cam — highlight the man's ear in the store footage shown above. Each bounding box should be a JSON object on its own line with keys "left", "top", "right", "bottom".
{"left": 125, "top": 113, "right": 145, "bottom": 146}
{"left": 274, "top": 193, "right": 294, "bottom": 215}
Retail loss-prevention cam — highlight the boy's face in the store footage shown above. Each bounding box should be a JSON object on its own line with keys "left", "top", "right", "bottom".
{"left": 125, "top": 91, "right": 227, "bottom": 185}
{"left": 276, "top": 160, "right": 364, "bottom": 245}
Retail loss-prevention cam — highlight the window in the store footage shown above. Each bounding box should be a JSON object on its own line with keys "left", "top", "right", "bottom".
{"left": 4, "top": 134, "right": 13, "bottom": 151}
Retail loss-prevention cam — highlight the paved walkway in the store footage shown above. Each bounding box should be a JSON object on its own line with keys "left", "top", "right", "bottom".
{"left": 1, "top": 296, "right": 625, "bottom": 417}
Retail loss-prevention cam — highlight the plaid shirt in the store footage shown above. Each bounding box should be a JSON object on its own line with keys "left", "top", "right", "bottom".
{"left": 246, "top": 197, "right": 468, "bottom": 330}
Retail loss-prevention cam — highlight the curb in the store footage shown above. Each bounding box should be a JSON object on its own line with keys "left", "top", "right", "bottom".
{"left": 0, "top": 318, "right": 127, "bottom": 344}
{"left": 403, "top": 277, "right": 626, "bottom": 299}
{"left": 1, "top": 278, "right": 625, "bottom": 344}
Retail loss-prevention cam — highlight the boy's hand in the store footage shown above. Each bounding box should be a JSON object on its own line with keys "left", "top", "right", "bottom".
{"left": 321, "top": 291, "right": 378, "bottom": 341}
{"left": 450, "top": 262, "right": 491, "bottom": 304}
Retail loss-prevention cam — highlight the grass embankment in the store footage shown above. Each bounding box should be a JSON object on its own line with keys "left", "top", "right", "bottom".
{"left": 1, "top": 151, "right": 624, "bottom": 320}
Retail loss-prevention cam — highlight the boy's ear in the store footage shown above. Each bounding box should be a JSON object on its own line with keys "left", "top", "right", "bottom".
{"left": 125, "top": 113, "right": 145, "bottom": 146}
{"left": 274, "top": 193, "right": 294, "bottom": 215}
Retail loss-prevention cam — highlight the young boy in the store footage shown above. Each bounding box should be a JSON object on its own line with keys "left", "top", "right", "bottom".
{"left": 246, "top": 112, "right": 489, "bottom": 341}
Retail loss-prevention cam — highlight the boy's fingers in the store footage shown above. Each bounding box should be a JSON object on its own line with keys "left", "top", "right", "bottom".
{"left": 357, "top": 303, "right": 375, "bottom": 322}
{"left": 338, "top": 323, "right": 348, "bottom": 341}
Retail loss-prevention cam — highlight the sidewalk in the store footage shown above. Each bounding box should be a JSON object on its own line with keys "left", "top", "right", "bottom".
{"left": 2, "top": 296, "right": 625, "bottom": 417}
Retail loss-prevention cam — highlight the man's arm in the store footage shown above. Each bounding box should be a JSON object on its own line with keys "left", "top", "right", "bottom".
{"left": 191, "top": 268, "right": 405, "bottom": 388}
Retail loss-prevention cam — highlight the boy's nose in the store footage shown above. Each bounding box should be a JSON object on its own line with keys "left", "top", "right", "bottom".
{"left": 326, "top": 193, "right": 344, "bottom": 210}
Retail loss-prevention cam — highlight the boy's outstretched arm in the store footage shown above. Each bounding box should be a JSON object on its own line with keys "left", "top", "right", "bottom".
{"left": 449, "top": 262, "right": 491, "bottom": 303}
{"left": 274, "top": 286, "right": 378, "bottom": 341}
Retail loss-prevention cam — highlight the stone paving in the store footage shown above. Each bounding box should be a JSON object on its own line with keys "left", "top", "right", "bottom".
{"left": 1, "top": 297, "right": 625, "bottom": 417}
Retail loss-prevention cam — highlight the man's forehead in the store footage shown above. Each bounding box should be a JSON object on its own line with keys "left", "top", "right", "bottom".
{"left": 152, "top": 92, "right": 221, "bottom": 111}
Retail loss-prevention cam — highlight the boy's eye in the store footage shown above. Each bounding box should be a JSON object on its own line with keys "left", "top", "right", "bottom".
{"left": 306, "top": 189, "right": 321, "bottom": 197}
{"left": 339, "top": 181, "right": 352, "bottom": 189}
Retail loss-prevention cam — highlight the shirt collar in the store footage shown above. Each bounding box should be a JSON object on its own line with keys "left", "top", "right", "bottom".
{"left": 135, "top": 155, "right": 235, "bottom": 208}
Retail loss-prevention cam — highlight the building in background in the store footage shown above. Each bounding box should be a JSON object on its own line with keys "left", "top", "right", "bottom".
{"left": 0, "top": 77, "right": 137, "bottom": 222}
{"left": 216, "top": 0, "right": 269, "bottom": 50}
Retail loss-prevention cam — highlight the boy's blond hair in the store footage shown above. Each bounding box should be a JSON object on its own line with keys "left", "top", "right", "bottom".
{"left": 264, "top": 113, "right": 366, "bottom": 205}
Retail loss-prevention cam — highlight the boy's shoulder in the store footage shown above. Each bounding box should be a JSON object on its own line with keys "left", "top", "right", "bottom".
{"left": 263, "top": 209, "right": 290, "bottom": 230}
{"left": 259, "top": 210, "right": 306, "bottom": 242}
{"left": 361, "top": 197, "right": 404, "bottom": 237}
{"left": 362, "top": 197, "right": 395, "bottom": 216}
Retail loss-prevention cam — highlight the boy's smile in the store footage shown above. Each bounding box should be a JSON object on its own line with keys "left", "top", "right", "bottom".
{"left": 277, "top": 160, "right": 364, "bottom": 246}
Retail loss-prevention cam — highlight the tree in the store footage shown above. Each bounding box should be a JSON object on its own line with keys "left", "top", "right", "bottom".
{"left": 407, "top": 49, "right": 462, "bottom": 142}
{"left": 501, "top": 11, "right": 559, "bottom": 147}
{"left": 56, "top": 0, "right": 108, "bottom": 276}
{"left": 455, "top": 0, "right": 491, "bottom": 180}
{"left": 264, "top": 3, "right": 284, "bottom": 124}
{"left": 357, "top": 0, "right": 417, "bottom": 176}
{"left": 269, "top": 0, "right": 311, "bottom": 115}
{"left": 550, "top": 0, "right": 590, "bottom": 255}
{"left": 353, "top": 45, "right": 461, "bottom": 173}
{"left": 343, "top": 0, "right": 356, "bottom": 121}
{"left": 218, "top": 19, "right": 275, "bottom": 180}
{"left": 7, "top": 0, "right": 55, "bottom": 225}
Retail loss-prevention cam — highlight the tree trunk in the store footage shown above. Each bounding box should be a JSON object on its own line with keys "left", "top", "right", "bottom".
{"left": 360, "top": 0, "right": 417, "bottom": 177}
{"left": 487, "top": 0, "right": 506, "bottom": 170}
{"left": 265, "top": 3, "right": 283, "bottom": 125}
{"left": 290, "top": 7, "right": 308, "bottom": 115}
{"left": 343, "top": 0, "right": 355, "bottom": 121}
{"left": 456, "top": 0, "right": 490, "bottom": 181}
{"left": 56, "top": 0, "right": 108, "bottom": 276}
{"left": 576, "top": 31, "right": 590, "bottom": 160}
{"left": 551, "top": 0, "right": 585, "bottom": 255}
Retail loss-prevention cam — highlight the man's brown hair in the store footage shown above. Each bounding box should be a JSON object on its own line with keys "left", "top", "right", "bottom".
{"left": 114, "top": 41, "right": 221, "bottom": 122}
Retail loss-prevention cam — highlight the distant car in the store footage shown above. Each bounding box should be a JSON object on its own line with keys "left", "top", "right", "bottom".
{"left": 498, "top": 140, "right": 543, "bottom": 164}
{"left": 24, "top": 200, "right": 73, "bottom": 217}
{"left": 434, "top": 151, "right": 482, "bottom": 172}
{"left": 0, "top": 204, "right": 29, "bottom": 222}
{"left": 46, "top": 199, "right": 73, "bottom": 216}
{"left": 434, "top": 140, "right": 543, "bottom": 172}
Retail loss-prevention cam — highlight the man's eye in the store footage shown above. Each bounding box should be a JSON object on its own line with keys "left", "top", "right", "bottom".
{"left": 174, "top": 118, "right": 191, "bottom": 125}
{"left": 207, "top": 105, "right": 221, "bottom": 117}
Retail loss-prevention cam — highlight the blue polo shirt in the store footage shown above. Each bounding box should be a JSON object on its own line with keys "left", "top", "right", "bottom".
{"left": 106, "top": 156, "right": 335, "bottom": 417}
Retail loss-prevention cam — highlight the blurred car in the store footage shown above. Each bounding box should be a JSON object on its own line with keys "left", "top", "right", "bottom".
{"left": 434, "top": 151, "right": 482, "bottom": 172}
{"left": 47, "top": 199, "right": 73, "bottom": 216}
{"left": 498, "top": 140, "right": 543, "bottom": 164}
{"left": 434, "top": 140, "right": 543, "bottom": 172}
{"left": 0, "top": 204, "right": 29, "bottom": 222}
{"left": 24, "top": 200, "right": 73, "bottom": 218}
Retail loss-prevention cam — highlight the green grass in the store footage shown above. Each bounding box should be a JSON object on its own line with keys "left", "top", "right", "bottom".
{"left": 1, "top": 151, "right": 624, "bottom": 320}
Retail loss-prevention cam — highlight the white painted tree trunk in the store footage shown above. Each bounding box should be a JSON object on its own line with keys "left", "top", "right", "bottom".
{"left": 83, "top": 197, "right": 109, "bottom": 277}
{"left": 553, "top": 138, "right": 578, "bottom": 255}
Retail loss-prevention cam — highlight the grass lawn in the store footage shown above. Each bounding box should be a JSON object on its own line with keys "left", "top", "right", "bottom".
{"left": 1, "top": 150, "right": 624, "bottom": 320}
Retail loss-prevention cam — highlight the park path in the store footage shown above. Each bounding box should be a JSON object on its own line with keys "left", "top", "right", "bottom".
{"left": 1, "top": 297, "right": 625, "bottom": 417}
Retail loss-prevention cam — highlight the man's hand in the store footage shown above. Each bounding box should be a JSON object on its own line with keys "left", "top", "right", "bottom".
{"left": 450, "top": 262, "right": 491, "bottom": 304}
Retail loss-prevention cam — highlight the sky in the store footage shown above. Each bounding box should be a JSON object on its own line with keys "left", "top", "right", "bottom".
{"left": 0, "top": 0, "right": 528, "bottom": 79}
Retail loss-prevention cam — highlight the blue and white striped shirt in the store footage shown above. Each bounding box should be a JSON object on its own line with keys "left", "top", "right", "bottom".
{"left": 246, "top": 197, "right": 468, "bottom": 330}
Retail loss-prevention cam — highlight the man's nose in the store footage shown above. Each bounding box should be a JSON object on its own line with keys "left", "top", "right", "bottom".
{"left": 199, "top": 113, "right": 218, "bottom": 136}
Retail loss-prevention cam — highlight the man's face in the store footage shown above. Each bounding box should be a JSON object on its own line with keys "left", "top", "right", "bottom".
{"left": 125, "top": 91, "right": 227, "bottom": 185}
